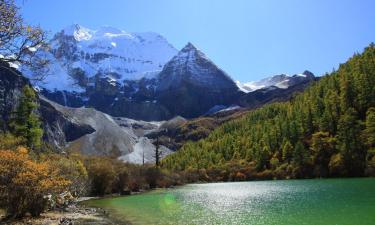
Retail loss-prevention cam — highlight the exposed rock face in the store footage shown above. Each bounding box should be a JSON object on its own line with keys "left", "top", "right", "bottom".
{"left": 44, "top": 99, "right": 136, "bottom": 156}
{"left": 148, "top": 76, "right": 318, "bottom": 151}
{"left": 0, "top": 62, "right": 94, "bottom": 149}
{"left": 0, "top": 63, "right": 29, "bottom": 130}
{"left": 39, "top": 98, "right": 95, "bottom": 149}
{"left": 19, "top": 25, "right": 180, "bottom": 121}
{"left": 29, "top": 38, "right": 243, "bottom": 121}
{"left": 44, "top": 98, "right": 173, "bottom": 163}
{"left": 155, "top": 43, "right": 241, "bottom": 118}
{"left": 20, "top": 24, "right": 318, "bottom": 123}
{"left": 0, "top": 63, "right": 173, "bottom": 161}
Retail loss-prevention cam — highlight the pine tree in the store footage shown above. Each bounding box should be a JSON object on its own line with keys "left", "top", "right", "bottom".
{"left": 337, "top": 108, "right": 365, "bottom": 176}
{"left": 10, "top": 86, "right": 43, "bottom": 149}
{"left": 281, "top": 139, "right": 293, "bottom": 163}
{"left": 364, "top": 107, "right": 375, "bottom": 148}
{"left": 292, "top": 141, "right": 308, "bottom": 167}
{"left": 305, "top": 106, "right": 314, "bottom": 135}
{"left": 340, "top": 72, "right": 355, "bottom": 111}
{"left": 310, "top": 131, "right": 336, "bottom": 176}
{"left": 162, "top": 44, "right": 375, "bottom": 179}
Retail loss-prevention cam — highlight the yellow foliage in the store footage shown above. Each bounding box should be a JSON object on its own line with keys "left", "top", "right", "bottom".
{"left": 0, "top": 148, "right": 70, "bottom": 218}
{"left": 40, "top": 153, "right": 89, "bottom": 196}
{"left": 0, "top": 133, "right": 24, "bottom": 150}
{"left": 17, "top": 146, "right": 28, "bottom": 154}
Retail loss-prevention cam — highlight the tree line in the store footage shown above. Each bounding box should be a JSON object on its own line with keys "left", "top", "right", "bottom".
{"left": 162, "top": 44, "right": 375, "bottom": 181}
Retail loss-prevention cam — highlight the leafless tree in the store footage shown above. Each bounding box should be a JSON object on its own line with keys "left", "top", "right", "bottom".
{"left": 153, "top": 136, "right": 162, "bottom": 167}
{"left": 0, "top": 0, "right": 49, "bottom": 80}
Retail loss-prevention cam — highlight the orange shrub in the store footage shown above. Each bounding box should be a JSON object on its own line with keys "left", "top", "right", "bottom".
{"left": 0, "top": 147, "right": 70, "bottom": 218}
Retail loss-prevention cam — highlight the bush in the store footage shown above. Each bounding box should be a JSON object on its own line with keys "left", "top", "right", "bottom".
{"left": 0, "top": 148, "right": 70, "bottom": 218}
{"left": 42, "top": 153, "right": 89, "bottom": 197}
{"left": 145, "top": 167, "right": 161, "bottom": 189}
{"left": 0, "top": 133, "right": 23, "bottom": 150}
{"left": 329, "top": 153, "right": 345, "bottom": 176}
{"left": 84, "top": 157, "right": 116, "bottom": 196}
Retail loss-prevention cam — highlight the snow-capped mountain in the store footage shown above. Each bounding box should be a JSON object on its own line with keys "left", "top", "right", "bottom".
{"left": 155, "top": 43, "right": 240, "bottom": 118}
{"left": 20, "top": 24, "right": 316, "bottom": 122}
{"left": 23, "top": 24, "right": 177, "bottom": 92}
{"left": 236, "top": 70, "right": 315, "bottom": 93}
{"left": 157, "top": 42, "right": 237, "bottom": 90}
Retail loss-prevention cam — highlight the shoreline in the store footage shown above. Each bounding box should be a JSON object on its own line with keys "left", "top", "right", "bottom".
{"left": 0, "top": 203, "right": 122, "bottom": 225}
{"left": 2, "top": 178, "right": 374, "bottom": 224}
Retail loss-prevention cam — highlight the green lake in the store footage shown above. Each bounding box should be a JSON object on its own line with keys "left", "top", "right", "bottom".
{"left": 85, "top": 178, "right": 375, "bottom": 225}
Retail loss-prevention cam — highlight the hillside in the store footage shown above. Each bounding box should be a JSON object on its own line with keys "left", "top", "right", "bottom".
{"left": 162, "top": 44, "right": 375, "bottom": 180}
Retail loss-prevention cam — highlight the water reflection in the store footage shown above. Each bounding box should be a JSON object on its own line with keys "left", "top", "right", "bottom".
{"left": 87, "top": 178, "right": 375, "bottom": 225}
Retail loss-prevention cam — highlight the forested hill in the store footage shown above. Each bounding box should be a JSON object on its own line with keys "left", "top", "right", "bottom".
{"left": 162, "top": 44, "right": 375, "bottom": 180}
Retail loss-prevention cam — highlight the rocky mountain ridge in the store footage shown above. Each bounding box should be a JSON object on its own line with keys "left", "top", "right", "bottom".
{"left": 21, "top": 25, "right": 317, "bottom": 121}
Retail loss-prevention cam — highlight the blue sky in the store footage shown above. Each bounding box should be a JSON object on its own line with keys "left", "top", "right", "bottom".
{"left": 20, "top": 0, "right": 375, "bottom": 82}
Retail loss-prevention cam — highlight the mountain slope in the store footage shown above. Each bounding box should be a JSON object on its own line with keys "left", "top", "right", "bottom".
{"left": 148, "top": 78, "right": 315, "bottom": 151}
{"left": 155, "top": 43, "right": 241, "bottom": 118}
{"left": 43, "top": 98, "right": 173, "bottom": 163}
{"left": 21, "top": 25, "right": 316, "bottom": 121}
{"left": 0, "top": 62, "right": 94, "bottom": 148}
{"left": 162, "top": 44, "right": 375, "bottom": 179}
{"left": 24, "top": 24, "right": 177, "bottom": 92}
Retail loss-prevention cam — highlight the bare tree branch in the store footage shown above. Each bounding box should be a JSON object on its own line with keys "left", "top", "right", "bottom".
{"left": 0, "top": 0, "right": 49, "bottom": 80}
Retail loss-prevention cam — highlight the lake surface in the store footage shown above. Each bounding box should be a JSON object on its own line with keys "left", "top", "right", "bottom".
{"left": 85, "top": 178, "right": 375, "bottom": 225}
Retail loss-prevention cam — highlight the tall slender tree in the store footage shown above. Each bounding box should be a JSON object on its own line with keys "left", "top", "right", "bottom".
{"left": 10, "top": 85, "right": 43, "bottom": 149}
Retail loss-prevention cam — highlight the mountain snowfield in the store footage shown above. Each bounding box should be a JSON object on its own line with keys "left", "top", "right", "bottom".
{"left": 22, "top": 24, "right": 313, "bottom": 96}
{"left": 23, "top": 24, "right": 177, "bottom": 92}
{"left": 236, "top": 70, "right": 315, "bottom": 93}
{"left": 12, "top": 24, "right": 316, "bottom": 162}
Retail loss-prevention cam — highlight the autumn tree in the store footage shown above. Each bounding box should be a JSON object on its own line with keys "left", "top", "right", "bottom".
{"left": 84, "top": 157, "right": 116, "bottom": 196}
{"left": 0, "top": 132, "right": 23, "bottom": 150}
{"left": 0, "top": 148, "right": 70, "bottom": 218}
{"left": 42, "top": 153, "right": 89, "bottom": 197}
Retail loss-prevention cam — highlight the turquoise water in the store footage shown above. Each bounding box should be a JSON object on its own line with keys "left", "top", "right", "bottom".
{"left": 85, "top": 178, "right": 375, "bottom": 225}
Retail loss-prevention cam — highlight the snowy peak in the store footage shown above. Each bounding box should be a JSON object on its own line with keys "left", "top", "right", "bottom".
{"left": 180, "top": 42, "right": 198, "bottom": 52}
{"left": 61, "top": 24, "right": 93, "bottom": 41}
{"left": 157, "top": 42, "right": 237, "bottom": 90}
{"left": 237, "top": 70, "right": 315, "bottom": 93}
{"left": 171, "top": 42, "right": 203, "bottom": 64}
{"left": 300, "top": 70, "right": 315, "bottom": 79}
{"left": 175, "top": 42, "right": 211, "bottom": 63}
{"left": 154, "top": 42, "right": 240, "bottom": 118}
{"left": 60, "top": 24, "right": 132, "bottom": 41}
{"left": 24, "top": 25, "right": 178, "bottom": 92}
{"left": 59, "top": 24, "right": 175, "bottom": 46}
